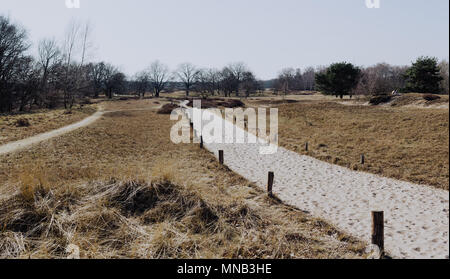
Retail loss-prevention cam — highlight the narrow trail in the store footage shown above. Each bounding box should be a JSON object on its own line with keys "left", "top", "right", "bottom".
{"left": 183, "top": 105, "right": 449, "bottom": 259}
{"left": 0, "top": 106, "right": 163, "bottom": 156}
{"left": 0, "top": 110, "right": 105, "bottom": 156}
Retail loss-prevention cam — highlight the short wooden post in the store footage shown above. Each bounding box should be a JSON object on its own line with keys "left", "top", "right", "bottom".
{"left": 267, "top": 172, "right": 274, "bottom": 196}
{"left": 361, "top": 154, "right": 365, "bottom": 165}
{"left": 305, "top": 142, "right": 309, "bottom": 152}
{"left": 371, "top": 211, "right": 384, "bottom": 254}
{"left": 200, "top": 136, "right": 204, "bottom": 149}
{"left": 219, "top": 150, "right": 224, "bottom": 165}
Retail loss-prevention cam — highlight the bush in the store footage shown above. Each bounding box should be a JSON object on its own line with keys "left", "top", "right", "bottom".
{"left": 369, "top": 95, "right": 392, "bottom": 105}
{"left": 15, "top": 118, "right": 30, "bottom": 127}
{"left": 187, "top": 99, "right": 245, "bottom": 109}
{"left": 157, "top": 103, "right": 179, "bottom": 114}
{"left": 423, "top": 94, "right": 441, "bottom": 102}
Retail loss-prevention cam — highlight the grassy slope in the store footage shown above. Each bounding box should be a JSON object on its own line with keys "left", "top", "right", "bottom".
{"left": 0, "top": 106, "right": 97, "bottom": 145}
{"left": 274, "top": 102, "right": 449, "bottom": 190}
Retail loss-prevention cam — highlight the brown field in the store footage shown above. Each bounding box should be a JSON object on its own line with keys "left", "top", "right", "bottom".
{"left": 0, "top": 106, "right": 97, "bottom": 145}
{"left": 257, "top": 101, "right": 449, "bottom": 190}
{"left": 0, "top": 100, "right": 364, "bottom": 259}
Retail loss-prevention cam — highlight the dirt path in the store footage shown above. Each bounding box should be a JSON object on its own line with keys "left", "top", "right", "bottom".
{"left": 182, "top": 106, "right": 449, "bottom": 259}
{"left": 0, "top": 105, "right": 165, "bottom": 156}
{"left": 0, "top": 110, "right": 105, "bottom": 156}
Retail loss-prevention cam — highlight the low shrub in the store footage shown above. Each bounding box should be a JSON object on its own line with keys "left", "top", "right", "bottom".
{"left": 423, "top": 94, "right": 441, "bottom": 102}
{"left": 15, "top": 118, "right": 30, "bottom": 127}
{"left": 157, "top": 103, "right": 179, "bottom": 114}
{"left": 369, "top": 95, "right": 392, "bottom": 105}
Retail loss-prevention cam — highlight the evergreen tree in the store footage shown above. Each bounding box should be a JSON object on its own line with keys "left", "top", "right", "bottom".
{"left": 315, "top": 62, "right": 361, "bottom": 98}
{"left": 405, "top": 57, "right": 443, "bottom": 93}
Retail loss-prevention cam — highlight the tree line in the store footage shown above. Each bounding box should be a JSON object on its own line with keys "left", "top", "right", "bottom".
{"left": 132, "top": 61, "right": 265, "bottom": 99}
{"left": 1, "top": 15, "right": 449, "bottom": 113}
{"left": 0, "top": 16, "right": 132, "bottom": 113}
{"left": 274, "top": 58, "right": 449, "bottom": 98}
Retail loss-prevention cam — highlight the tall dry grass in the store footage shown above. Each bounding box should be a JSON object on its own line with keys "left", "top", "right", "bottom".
{"left": 0, "top": 106, "right": 97, "bottom": 145}
{"left": 274, "top": 102, "right": 449, "bottom": 190}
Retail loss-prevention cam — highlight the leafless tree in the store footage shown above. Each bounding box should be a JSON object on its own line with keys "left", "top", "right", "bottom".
{"left": 59, "top": 21, "right": 95, "bottom": 108}
{"left": 37, "top": 38, "right": 60, "bottom": 105}
{"left": 226, "top": 62, "right": 249, "bottom": 96}
{"left": 241, "top": 71, "right": 258, "bottom": 98}
{"left": 86, "top": 62, "right": 108, "bottom": 98}
{"left": 353, "top": 63, "right": 408, "bottom": 96}
{"left": 176, "top": 63, "right": 199, "bottom": 97}
{"left": 219, "top": 67, "right": 237, "bottom": 97}
{"left": 277, "top": 68, "right": 296, "bottom": 96}
{"left": 147, "top": 61, "right": 170, "bottom": 97}
{"left": 302, "top": 67, "right": 316, "bottom": 91}
{"left": 0, "top": 15, "right": 30, "bottom": 112}
{"left": 133, "top": 71, "right": 151, "bottom": 98}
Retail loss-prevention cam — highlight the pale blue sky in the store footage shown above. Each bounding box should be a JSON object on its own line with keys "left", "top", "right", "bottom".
{"left": 1, "top": 0, "right": 449, "bottom": 79}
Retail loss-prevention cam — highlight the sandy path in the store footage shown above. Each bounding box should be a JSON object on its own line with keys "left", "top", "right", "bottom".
{"left": 0, "top": 110, "right": 105, "bottom": 156}
{"left": 182, "top": 106, "right": 449, "bottom": 259}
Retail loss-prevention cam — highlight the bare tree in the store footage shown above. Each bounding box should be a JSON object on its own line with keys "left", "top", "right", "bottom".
{"left": 37, "top": 38, "right": 60, "bottom": 105}
{"left": 219, "top": 67, "right": 237, "bottom": 97}
{"left": 176, "top": 63, "right": 199, "bottom": 97}
{"left": 86, "top": 62, "right": 108, "bottom": 98}
{"left": 60, "top": 20, "right": 81, "bottom": 109}
{"left": 80, "top": 22, "right": 93, "bottom": 67}
{"left": 241, "top": 71, "right": 258, "bottom": 98}
{"left": 302, "top": 67, "right": 316, "bottom": 91}
{"left": 227, "top": 62, "right": 249, "bottom": 96}
{"left": 133, "top": 71, "right": 150, "bottom": 98}
{"left": 147, "top": 61, "right": 170, "bottom": 98}
{"left": 277, "top": 68, "right": 296, "bottom": 96}
{"left": 0, "top": 15, "right": 30, "bottom": 112}
{"left": 353, "top": 63, "right": 408, "bottom": 96}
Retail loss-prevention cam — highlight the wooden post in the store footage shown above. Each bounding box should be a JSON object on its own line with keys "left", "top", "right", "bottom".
{"left": 305, "top": 142, "right": 309, "bottom": 152}
{"left": 267, "top": 172, "right": 274, "bottom": 196}
{"left": 361, "top": 154, "right": 365, "bottom": 165}
{"left": 371, "top": 211, "right": 384, "bottom": 254}
{"left": 219, "top": 150, "right": 224, "bottom": 165}
{"left": 200, "top": 136, "right": 204, "bottom": 149}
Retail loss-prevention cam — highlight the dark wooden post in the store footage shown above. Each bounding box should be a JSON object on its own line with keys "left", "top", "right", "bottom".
{"left": 371, "top": 211, "right": 384, "bottom": 253}
{"left": 361, "top": 154, "right": 365, "bottom": 165}
{"left": 305, "top": 142, "right": 309, "bottom": 152}
{"left": 267, "top": 172, "right": 274, "bottom": 196}
{"left": 200, "top": 136, "right": 204, "bottom": 149}
{"left": 219, "top": 150, "right": 224, "bottom": 165}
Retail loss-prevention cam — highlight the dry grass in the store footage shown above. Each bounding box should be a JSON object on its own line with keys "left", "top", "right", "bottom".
{"left": 391, "top": 93, "right": 449, "bottom": 108}
{"left": 271, "top": 102, "right": 449, "bottom": 190}
{"left": 0, "top": 100, "right": 365, "bottom": 259}
{"left": 0, "top": 106, "right": 97, "bottom": 145}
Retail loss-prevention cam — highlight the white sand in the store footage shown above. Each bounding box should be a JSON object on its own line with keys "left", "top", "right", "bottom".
{"left": 183, "top": 106, "right": 449, "bottom": 259}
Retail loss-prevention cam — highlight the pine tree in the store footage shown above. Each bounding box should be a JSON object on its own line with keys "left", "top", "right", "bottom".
{"left": 405, "top": 57, "right": 443, "bottom": 93}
